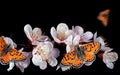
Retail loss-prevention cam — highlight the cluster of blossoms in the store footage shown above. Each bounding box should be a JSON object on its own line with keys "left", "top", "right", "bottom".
{"left": 0, "top": 23, "right": 118, "bottom": 72}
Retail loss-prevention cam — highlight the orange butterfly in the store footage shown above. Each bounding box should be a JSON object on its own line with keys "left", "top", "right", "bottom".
{"left": 97, "top": 9, "right": 110, "bottom": 26}
{"left": 0, "top": 37, "right": 26, "bottom": 65}
{"left": 59, "top": 42, "right": 100, "bottom": 70}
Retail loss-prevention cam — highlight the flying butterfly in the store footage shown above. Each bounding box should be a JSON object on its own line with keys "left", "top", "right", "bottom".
{"left": 97, "top": 9, "right": 110, "bottom": 26}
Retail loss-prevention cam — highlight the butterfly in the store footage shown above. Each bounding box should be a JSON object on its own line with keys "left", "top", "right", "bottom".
{"left": 97, "top": 9, "right": 110, "bottom": 26}
{"left": 0, "top": 37, "right": 26, "bottom": 65}
{"left": 60, "top": 42, "right": 100, "bottom": 70}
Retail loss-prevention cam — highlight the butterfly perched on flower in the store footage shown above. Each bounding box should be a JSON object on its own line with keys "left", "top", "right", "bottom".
{"left": 57, "top": 42, "right": 100, "bottom": 71}
{"left": 0, "top": 36, "right": 26, "bottom": 65}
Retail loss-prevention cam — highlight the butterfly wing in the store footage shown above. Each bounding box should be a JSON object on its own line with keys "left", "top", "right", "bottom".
{"left": 0, "top": 48, "right": 26, "bottom": 65}
{"left": 81, "top": 42, "right": 100, "bottom": 63}
{"left": 61, "top": 50, "right": 83, "bottom": 68}
{"left": 0, "top": 37, "right": 7, "bottom": 56}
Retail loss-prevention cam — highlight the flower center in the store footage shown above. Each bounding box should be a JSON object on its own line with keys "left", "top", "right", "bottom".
{"left": 57, "top": 32, "right": 65, "bottom": 41}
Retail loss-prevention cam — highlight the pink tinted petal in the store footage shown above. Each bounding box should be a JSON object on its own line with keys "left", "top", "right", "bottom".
{"left": 73, "top": 26, "right": 84, "bottom": 36}
{"left": 101, "top": 46, "right": 113, "bottom": 51}
{"left": 103, "top": 52, "right": 118, "bottom": 63}
{"left": 73, "top": 35, "right": 80, "bottom": 45}
{"left": 50, "top": 48, "right": 60, "bottom": 58}
{"left": 39, "top": 61, "right": 47, "bottom": 70}
{"left": 7, "top": 62, "right": 15, "bottom": 71}
{"left": 106, "top": 63, "right": 114, "bottom": 69}
{"left": 32, "top": 41, "right": 40, "bottom": 45}
{"left": 24, "top": 24, "right": 33, "bottom": 41}
{"left": 39, "top": 35, "right": 49, "bottom": 41}
{"left": 82, "top": 31, "right": 93, "bottom": 42}
{"left": 64, "top": 35, "right": 73, "bottom": 45}
{"left": 96, "top": 37, "right": 105, "bottom": 46}
{"left": 48, "top": 56, "right": 58, "bottom": 67}
{"left": 51, "top": 27, "right": 61, "bottom": 43}
{"left": 57, "top": 23, "right": 68, "bottom": 34}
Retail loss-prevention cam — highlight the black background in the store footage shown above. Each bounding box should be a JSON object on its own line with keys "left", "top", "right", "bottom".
{"left": 0, "top": 1, "right": 119, "bottom": 75}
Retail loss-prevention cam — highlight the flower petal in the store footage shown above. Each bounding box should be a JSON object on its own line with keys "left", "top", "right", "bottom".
{"left": 66, "top": 45, "right": 71, "bottom": 53}
{"left": 51, "top": 27, "right": 61, "bottom": 43}
{"left": 103, "top": 52, "right": 118, "bottom": 63}
{"left": 39, "top": 61, "right": 47, "bottom": 70}
{"left": 39, "top": 35, "right": 49, "bottom": 41}
{"left": 48, "top": 56, "right": 58, "bottom": 67}
{"left": 81, "top": 31, "right": 93, "bottom": 42}
{"left": 7, "top": 62, "right": 15, "bottom": 71}
{"left": 106, "top": 62, "right": 114, "bottom": 69}
{"left": 73, "top": 35, "right": 80, "bottom": 45}
{"left": 57, "top": 23, "right": 68, "bottom": 34}
{"left": 73, "top": 26, "right": 84, "bottom": 36}
{"left": 64, "top": 35, "right": 73, "bottom": 45}
{"left": 50, "top": 48, "right": 60, "bottom": 58}
{"left": 32, "top": 28, "right": 42, "bottom": 41}
{"left": 32, "top": 55, "right": 42, "bottom": 66}
{"left": 24, "top": 24, "right": 33, "bottom": 41}
{"left": 85, "top": 61, "right": 94, "bottom": 66}
{"left": 4, "top": 37, "right": 14, "bottom": 48}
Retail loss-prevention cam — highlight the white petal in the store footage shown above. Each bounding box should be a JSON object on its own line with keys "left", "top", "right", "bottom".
{"left": 106, "top": 63, "right": 114, "bottom": 69}
{"left": 32, "top": 41, "right": 40, "bottom": 45}
{"left": 32, "top": 55, "right": 42, "bottom": 66}
{"left": 45, "top": 41, "right": 53, "bottom": 50}
{"left": 73, "top": 35, "right": 80, "bottom": 45}
{"left": 32, "top": 28, "right": 42, "bottom": 41}
{"left": 101, "top": 46, "right": 113, "bottom": 51}
{"left": 39, "top": 35, "right": 49, "bottom": 41}
{"left": 7, "top": 62, "right": 15, "bottom": 71}
{"left": 51, "top": 27, "right": 61, "bottom": 43}
{"left": 65, "top": 30, "right": 74, "bottom": 38}
{"left": 96, "top": 37, "right": 105, "bottom": 46}
{"left": 57, "top": 23, "right": 68, "bottom": 34}
{"left": 81, "top": 31, "right": 93, "bottom": 42}
{"left": 13, "top": 42, "right": 17, "bottom": 48}
{"left": 48, "top": 57, "right": 58, "bottom": 67}
{"left": 4, "top": 37, "right": 14, "bottom": 48}
{"left": 39, "top": 61, "right": 47, "bottom": 70}
{"left": 66, "top": 45, "right": 71, "bottom": 53}
{"left": 93, "top": 32, "right": 97, "bottom": 42}
{"left": 50, "top": 48, "right": 60, "bottom": 58}
{"left": 73, "top": 26, "right": 84, "bottom": 36}
{"left": 64, "top": 35, "right": 73, "bottom": 45}
{"left": 85, "top": 61, "right": 94, "bottom": 66}
{"left": 24, "top": 24, "right": 33, "bottom": 41}
{"left": 61, "top": 66, "right": 71, "bottom": 71}
{"left": 103, "top": 52, "right": 118, "bottom": 63}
